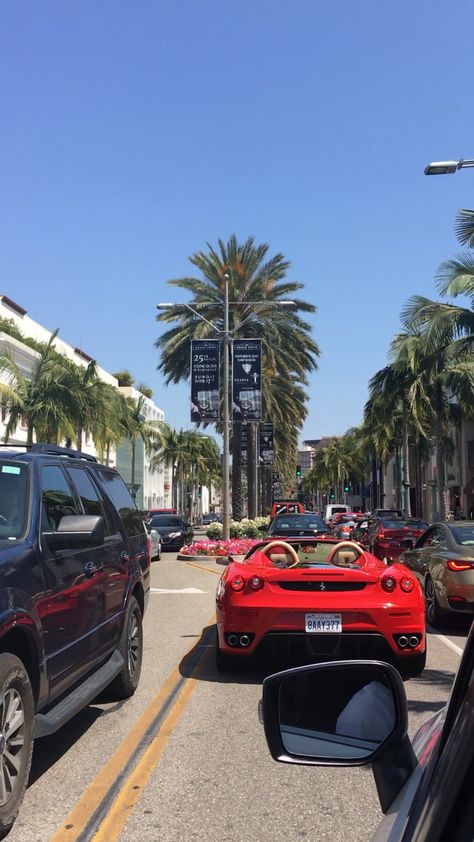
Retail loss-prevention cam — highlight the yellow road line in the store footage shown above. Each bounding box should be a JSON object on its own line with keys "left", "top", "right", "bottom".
{"left": 92, "top": 658, "right": 205, "bottom": 840}
{"left": 51, "top": 615, "right": 215, "bottom": 842}
{"left": 184, "top": 559, "right": 221, "bottom": 575}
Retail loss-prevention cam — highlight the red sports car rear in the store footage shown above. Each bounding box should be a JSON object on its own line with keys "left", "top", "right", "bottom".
{"left": 215, "top": 538, "right": 426, "bottom": 675}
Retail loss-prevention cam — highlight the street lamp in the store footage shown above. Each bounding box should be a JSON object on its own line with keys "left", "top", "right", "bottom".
{"left": 157, "top": 290, "right": 295, "bottom": 540}
{"left": 424, "top": 159, "right": 474, "bottom": 176}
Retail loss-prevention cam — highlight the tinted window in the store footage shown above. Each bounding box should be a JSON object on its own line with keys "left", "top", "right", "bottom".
{"left": 406, "top": 520, "right": 429, "bottom": 530}
{"left": 450, "top": 525, "right": 474, "bottom": 546}
{"left": 96, "top": 469, "right": 143, "bottom": 538}
{"left": 149, "top": 516, "right": 183, "bottom": 528}
{"left": 66, "top": 467, "right": 113, "bottom": 535}
{"left": 0, "top": 461, "right": 29, "bottom": 539}
{"left": 272, "top": 515, "right": 327, "bottom": 531}
{"left": 41, "top": 465, "right": 79, "bottom": 530}
{"left": 380, "top": 518, "right": 405, "bottom": 528}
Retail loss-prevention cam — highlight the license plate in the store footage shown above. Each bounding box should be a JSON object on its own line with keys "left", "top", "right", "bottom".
{"left": 305, "top": 613, "right": 342, "bottom": 633}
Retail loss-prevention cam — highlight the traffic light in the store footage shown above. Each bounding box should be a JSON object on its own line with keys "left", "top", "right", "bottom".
{"left": 296, "top": 465, "right": 302, "bottom": 478}
{"left": 344, "top": 480, "right": 351, "bottom": 493}
{"left": 330, "top": 489, "right": 335, "bottom": 500}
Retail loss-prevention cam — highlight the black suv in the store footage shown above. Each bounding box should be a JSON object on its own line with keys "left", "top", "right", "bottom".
{"left": 0, "top": 443, "right": 150, "bottom": 837}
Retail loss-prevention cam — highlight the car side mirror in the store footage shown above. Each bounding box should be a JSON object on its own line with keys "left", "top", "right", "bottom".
{"left": 260, "top": 660, "right": 416, "bottom": 813}
{"left": 44, "top": 515, "right": 106, "bottom": 551}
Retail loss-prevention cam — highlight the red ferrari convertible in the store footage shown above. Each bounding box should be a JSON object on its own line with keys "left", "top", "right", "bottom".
{"left": 215, "top": 538, "right": 426, "bottom": 675}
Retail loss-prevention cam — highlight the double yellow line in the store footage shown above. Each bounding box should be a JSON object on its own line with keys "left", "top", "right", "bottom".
{"left": 52, "top": 562, "right": 221, "bottom": 841}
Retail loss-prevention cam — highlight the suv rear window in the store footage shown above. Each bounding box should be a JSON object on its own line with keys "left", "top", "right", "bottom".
{"left": 0, "top": 461, "right": 29, "bottom": 539}
{"left": 96, "top": 469, "right": 143, "bottom": 538}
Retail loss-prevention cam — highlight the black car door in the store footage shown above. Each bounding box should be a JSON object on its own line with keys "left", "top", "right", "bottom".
{"left": 38, "top": 464, "right": 104, "bottom": 696}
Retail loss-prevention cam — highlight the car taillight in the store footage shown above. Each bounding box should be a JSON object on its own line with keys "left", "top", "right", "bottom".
{"left": 400, "top": 576, "right": 414, "bottom": 593}
{"left": 381, "top": 574, "right": 396, "bottom": 592}
{"left": 378, "top": 530, "right": 385, "bottom": 539}
{"left": 248, "top": 575, "right": 264, "bottom": 591}
{"left": 447, "top": 559, "right": 474, "bottom": 571}
{"left": 230, "top": 575, "right": 245, "bottom": 591}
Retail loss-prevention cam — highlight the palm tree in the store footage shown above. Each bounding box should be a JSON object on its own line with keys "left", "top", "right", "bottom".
{"left": 150, "top": 425, "right": 220, "bottom": 515}
{"left": 155, "top": 235, "right": 319, "bottom": 518}
{"left": 0, "top": 332, "right": 76, "bottom": 445}
{"left": 390, "top": 325, "right": 474, "bottom": 521}
{"left": 118, "top": 394, "right": 158, "bottom": 499}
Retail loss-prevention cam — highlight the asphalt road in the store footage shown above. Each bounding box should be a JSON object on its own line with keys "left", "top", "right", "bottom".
{"left": 9, "top": 552, "right": 470, "bottom": 842}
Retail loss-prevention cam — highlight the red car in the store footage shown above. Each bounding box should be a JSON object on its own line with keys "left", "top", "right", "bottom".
{"left": 366, "top": 516, "right": 428, "bottom": 562}
{"left": 215, "top": 537, "right": 426, "bottom": 676}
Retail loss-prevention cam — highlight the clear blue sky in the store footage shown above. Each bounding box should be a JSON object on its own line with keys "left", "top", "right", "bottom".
{"left": 1, "top": 1, "right": 473, "bottom": 441}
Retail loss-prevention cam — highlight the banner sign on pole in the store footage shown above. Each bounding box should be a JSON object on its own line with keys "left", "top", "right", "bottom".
{"left": 190, "top": 340, "right": 220, "bottom": 422}
{"left": 259, "top": 423, "right": 274, "bottom": 464}
{"left": 232, "top": 339, "right": 262, "bottom": 422}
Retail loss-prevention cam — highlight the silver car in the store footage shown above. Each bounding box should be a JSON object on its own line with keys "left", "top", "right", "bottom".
{"left": 144, "top": 521, "right": 162, "bottom": 560}
{"left": 399, "top": 521, "right": 474, "bottom": 626}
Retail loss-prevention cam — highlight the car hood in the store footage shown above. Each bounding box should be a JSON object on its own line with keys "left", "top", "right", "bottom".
{"left": 151, "top": 525, "right": 185, "bottom": 536}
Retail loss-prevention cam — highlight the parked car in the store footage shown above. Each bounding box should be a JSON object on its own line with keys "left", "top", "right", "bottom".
{"left": 260, "top": 620, "right": 474, "bottom": 841}
{"left": 215, "top": 536, "right": 426, "bottom": 675}
{"left": 366, "top": 516, "right": 428, "bottom": 562}
{"left": 0, "top": 443, "right": 150, "bottom": 836}
{"left": 202, "top": 512, "right": 221, "bottom": 525}
{"left": 147, "top": 514, "right": 193, "bottom": 551}
{"left": 399, "top": 521, "right": 474, "bottom": 626}
{"left": 265, "top": 512, "right": 330, "bottom": 538}
{"left": 144, "top": 521, "right": 162, "bottom": 560}
{"left": 142, "top": 507, "right": 177, "bottom": 518}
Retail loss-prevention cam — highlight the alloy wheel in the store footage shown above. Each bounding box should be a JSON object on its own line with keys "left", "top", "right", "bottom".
{"left": 128, "top": 611, "right": 140, "bottom": 679}
{"left": 0, "top": 688, "right": 25, "bottom": 807}
{"left": 425, "top": 578, "right": 436, "bottom": 625}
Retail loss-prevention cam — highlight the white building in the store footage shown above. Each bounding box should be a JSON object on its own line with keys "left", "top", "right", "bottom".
{"left": 0, "top": 294, "right": 167, "bottom": 507}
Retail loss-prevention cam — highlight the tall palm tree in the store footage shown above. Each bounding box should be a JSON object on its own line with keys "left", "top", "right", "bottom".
{"left": 0, "top": 332, "right": 76, "bottom": 445}
{"left": 390, "top": 325, "right": 474, "bottom": 521}
{"left": 155, "top": 235, "right": 319, "bottom": 518}
{"left": 118, "top": 394, "right": 158, "bottom": 499}
{"left": 150, "top": 425, "right": 220, "bottom": 514}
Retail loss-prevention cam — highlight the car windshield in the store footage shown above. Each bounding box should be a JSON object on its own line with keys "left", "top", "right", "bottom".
{"left": 272, "top": 515, "right": 327, "bottom": 532}
{"left": 0, "top": 461, "right": 30, "bottom": 540}
{"left": 149, "top": 516, "right": 183, "bottom": 527}
{"left": 450, "top": 525, "right": 474, "bottom": 546}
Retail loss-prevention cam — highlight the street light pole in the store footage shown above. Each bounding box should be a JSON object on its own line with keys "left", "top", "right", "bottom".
{"left": 222, "top": 272, "right": 230, "bottom": 540}
{"left": 157, "top": 293, "right": 295, "bottom": 543}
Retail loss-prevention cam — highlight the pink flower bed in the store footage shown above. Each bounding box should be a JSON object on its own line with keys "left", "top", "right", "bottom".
{"left": 180, "top": 538, "right": 261, "bottom": 557}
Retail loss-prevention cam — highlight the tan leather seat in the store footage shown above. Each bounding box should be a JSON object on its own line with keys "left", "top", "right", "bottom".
{"left": 268, "top": 552, "right": 291, "bottom": 566}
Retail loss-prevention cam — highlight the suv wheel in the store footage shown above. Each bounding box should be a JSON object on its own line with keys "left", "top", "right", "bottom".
{"left": 0, "top": 655, "right": 34, "bottom": 839}
{"left": 108, "top": 596, "right": 143, "bottom": 699}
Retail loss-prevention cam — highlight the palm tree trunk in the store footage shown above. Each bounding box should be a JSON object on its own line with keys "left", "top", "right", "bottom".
{"left": 171, "top": 463, "right": 176, "bottom": 510}
{"left": 402, "top": 426, "right": 412, "bottom": 516}
{"left": 232, "top": 421, "right": 243, "bottom": 521}
{"left": 435, "top": 413, "right": 448, "bottom": 521}
{"left": 131, "top": 439, "right": 136, "bottom": 500}
{"left": 247, "top": 425, "right": 257, "bottom": 519}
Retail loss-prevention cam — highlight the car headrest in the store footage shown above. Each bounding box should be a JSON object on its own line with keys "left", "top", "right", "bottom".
{"left": 331, "top": 548, "right": 360, "bottom": 566}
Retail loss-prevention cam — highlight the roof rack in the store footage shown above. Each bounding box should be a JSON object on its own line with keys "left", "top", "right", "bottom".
{"left": 30, "top": 443, "right": 98, "bottom": 462}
